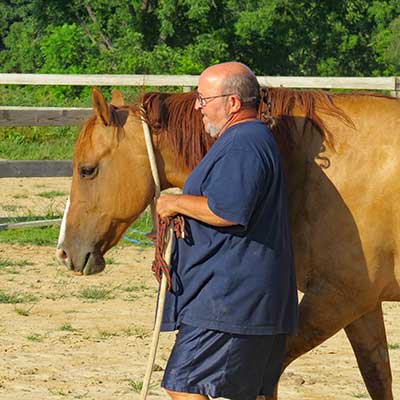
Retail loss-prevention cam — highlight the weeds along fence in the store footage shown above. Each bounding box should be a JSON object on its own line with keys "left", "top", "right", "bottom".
{"left": 0, "top": 74, "right": 399, "bottom": 229}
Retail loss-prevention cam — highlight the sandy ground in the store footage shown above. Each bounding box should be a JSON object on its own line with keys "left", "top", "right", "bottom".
{"left": 0, "top": 178, "right": 399, "bottom": 400}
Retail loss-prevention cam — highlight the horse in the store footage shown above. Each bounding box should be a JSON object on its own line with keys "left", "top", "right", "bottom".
{"left": 56, "top": 86, "right": 400, "bottom": 400}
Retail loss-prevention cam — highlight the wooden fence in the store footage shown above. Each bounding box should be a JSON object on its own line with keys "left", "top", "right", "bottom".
{"left": 1, "top": 73, "right": 399, "bottom": 178}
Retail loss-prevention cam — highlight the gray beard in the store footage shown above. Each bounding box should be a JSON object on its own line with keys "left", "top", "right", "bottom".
{"left": 207, "top": 124, "right": 221, "bottom": 137}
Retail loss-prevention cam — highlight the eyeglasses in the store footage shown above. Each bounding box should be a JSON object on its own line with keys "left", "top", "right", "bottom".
{"left": 195, "top": 92, "right": 236, "bottom": 107}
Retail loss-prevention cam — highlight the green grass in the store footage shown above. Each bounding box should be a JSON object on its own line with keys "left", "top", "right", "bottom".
{"left": 0, "top": 290, "right": 37, "bottom": 304}
{"left": 2, "top": 205, "right": 19, "bottom": 212}
{"left": 123, "top": 211, "right": 154, "bottom": 247}
{"left": 351, "top": 392, "right": 369, "bottom": 398}
{"left": 0, "top": 126, "right": 79, "bottom": 160}
{"left": 0, "top": 258, "right": 32, "bottom": 268}
{"left": 26, "top": 333, "right": 44, "bottom": 342}
{"left": 128, "top": 380, "right": 143, "bottom": 393}
{"left": 0, "top": 211, "right": 152, "bottom": 248}
{"left": 389, "top": 343, "right": 400, "bottom": 350}
{"left": 98, "top": 329, "right": 119, "bottom": 339}
{"left": 128, "top": 379, "right": 157, "bottom": 393}
{"left": 37, "top": 191, "right": 67, "bottom": 199}
{"left": 123, "top": 282, "right": 150, "bottom": 292}
{"left": 12, "top": 194, "right": 29, "bottom": 199}
{"left": 105, "top": 257, "right": 119, "bottom": 265}
{"left": 124, "top": 326, "right": 150, "bottom": 339}
{"left": 14, "top": 305, "right": 35, "bottom": 316}
{"left": 78, "top": 285, "right": 115, "bottom": 301}
{"left": 0, "top": 225, "right": 59, "bottom": 246}
{"left": 60, "top": 323, "right": 77, "bottom": 332}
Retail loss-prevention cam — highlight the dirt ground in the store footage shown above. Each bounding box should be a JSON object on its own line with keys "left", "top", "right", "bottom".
{"left": 0, "top": 178, "right": 399, "bottom": 400}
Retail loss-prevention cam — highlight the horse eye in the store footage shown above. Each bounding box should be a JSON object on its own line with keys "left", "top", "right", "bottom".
{"left": 79, "top": 165, "right": 98, "bottom": 179}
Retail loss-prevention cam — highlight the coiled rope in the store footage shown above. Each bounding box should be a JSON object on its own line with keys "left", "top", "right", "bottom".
{"left": 151, "top": 215, "right": 185, "bottom": 291}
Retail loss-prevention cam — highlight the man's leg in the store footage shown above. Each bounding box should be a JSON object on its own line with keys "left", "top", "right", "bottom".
{"left": 165, "top": 389, "right": 209, "bottom": 400}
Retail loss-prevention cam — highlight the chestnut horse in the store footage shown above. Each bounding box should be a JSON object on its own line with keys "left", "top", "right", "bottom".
{"left": 57, "top": 87, "right": 400, "bottom": 399}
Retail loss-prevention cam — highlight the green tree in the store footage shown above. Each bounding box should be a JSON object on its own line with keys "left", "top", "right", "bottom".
{"left": 1, "top": 0, "right": 400, "bottom": 80}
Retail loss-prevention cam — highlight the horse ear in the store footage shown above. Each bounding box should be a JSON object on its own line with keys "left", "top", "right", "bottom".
{"left": 111, "top": 90, "right": 125, "bottom": 107}
{"left": 92, "top": 87, "right": 110, "bottom": 126}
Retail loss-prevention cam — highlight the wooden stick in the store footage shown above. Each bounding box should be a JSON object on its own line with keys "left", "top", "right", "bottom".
{"left": 139, "top": 225, "right": 173, "bottom": 400}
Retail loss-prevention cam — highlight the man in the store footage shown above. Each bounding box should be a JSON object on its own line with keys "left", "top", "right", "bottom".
{"left": 156, "top": 61, "right": 298, "bottom": 400}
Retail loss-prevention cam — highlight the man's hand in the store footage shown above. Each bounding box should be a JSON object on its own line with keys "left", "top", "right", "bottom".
{"left": 156, "top": 194, "right": 179, "bottom": 218}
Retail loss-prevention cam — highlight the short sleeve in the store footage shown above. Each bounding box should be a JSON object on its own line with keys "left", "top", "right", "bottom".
{"left": 202, "top": 149, "right": 269, "bottom": 229}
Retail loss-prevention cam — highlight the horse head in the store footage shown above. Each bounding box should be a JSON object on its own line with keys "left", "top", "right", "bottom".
{"left": 56, "top": 87, "right": 212, "bottom": 275}
{"left": 56, "top": 88, "right": 157, "bottom": 275}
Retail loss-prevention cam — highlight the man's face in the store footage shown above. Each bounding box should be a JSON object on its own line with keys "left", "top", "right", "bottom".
{"left": 195, "top": 75, "right": 231, "bottom": 137}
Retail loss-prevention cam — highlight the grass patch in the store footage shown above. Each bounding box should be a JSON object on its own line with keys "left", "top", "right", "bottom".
{"left": 60, "top": 323, "right": 77, "bottom": 332}
{"left": 123, "top": 282, "right": 150, "bottom": 292}
{"left": 98, "top": 329, "right": 119, "bottom": 339}
{"left": 128, "top": 380, "right": 143, "bottom": 393}
{"left": 14, "top": 305, "right": 35, "bottom": 316}
{"left": 123, "top": 211, "right": 154, "bottom": 247}
{"left": 0, "top": 125, "right": 78, "bottom": 160}
{"left": 0, "top": 258, "right": 32, "bottom": 268}
{"left": 0, "top": 290, "right": 37, "bottom": 304}
{"left": 38, "top": 191, "right": 67, "bottom": 199}
{"left": 124, "top": 326, "right": 150, "bottom": 339}
{"left": 389, "top": 343, "right": 400, "bottom": 350}
{"left": 0, "top": 225, "right": 59, "bottom": 246}
{"left": 125, "top": 294, "right": 139, "bottom": 302}
{"left": 26, "top": 333, "right": 43, "bottom": 342}
{"left": 105, "top": 257, "right": 119, "bottom": 265}
{"left": 128, "top": 379, "right": 157, "bottom": 393}
{"left": 2, "top": 205, "right": 19, "bottom": 212}
{"left": 0, "top": 213, "right": 152, "bottom": 248}
{"left": 351, "top": 393, "right": 369, "bottom": 398}
{"left": 12, "top": 194, "right": 29, "bottom": 199}
{"left": 78, "top": 285, "right": 116, "bottom": 301}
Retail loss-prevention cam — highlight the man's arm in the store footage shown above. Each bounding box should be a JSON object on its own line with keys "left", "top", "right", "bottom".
{"left": 156, "top": 194, "right": 237, "bottom": 227}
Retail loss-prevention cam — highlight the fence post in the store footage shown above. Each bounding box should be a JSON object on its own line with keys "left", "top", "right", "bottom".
{"left": 391, "top": 77, "right": 400, "bottom": 98}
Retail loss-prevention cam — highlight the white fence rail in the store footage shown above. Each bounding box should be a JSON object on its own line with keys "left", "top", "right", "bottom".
{"left": 0, "top": 73, "right": 399, "bottom": 91}
{"left": 1, "top": 74, "right": 399, "bottom": 178}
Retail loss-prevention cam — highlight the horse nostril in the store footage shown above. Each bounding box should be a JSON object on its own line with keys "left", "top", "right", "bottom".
{"left": 56, "top": 247, "right": 67, "bottom": 260}
{"left": 56, "top": 247, "right": 71, "bottom": 268}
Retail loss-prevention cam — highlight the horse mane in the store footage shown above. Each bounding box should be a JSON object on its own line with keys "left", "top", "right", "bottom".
{"left": 131, "top": 87, "right": 355, "bottom": 168}
{"left": 81, "top": 87, "right": 395, "bottom": 170}
{"left": 130, "top": 91, "right": 215, "bottom": 170}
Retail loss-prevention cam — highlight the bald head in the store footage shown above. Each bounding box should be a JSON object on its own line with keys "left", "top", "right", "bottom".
{"left": 200, "top": 62, "right": 260, "bottom": 109}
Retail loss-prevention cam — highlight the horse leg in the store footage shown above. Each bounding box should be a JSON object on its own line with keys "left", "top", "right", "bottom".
{"left": 344, "top": 303, "right": 393, "bottom": 400}
{"left": 264, "top": 283, "right": 373, "bottom": 400}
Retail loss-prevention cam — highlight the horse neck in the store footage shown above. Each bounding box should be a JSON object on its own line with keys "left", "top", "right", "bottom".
{"left": 153, "top": 135, "right": 192, "bottom": 189}
{"left": 127, "top": 114, "right": 191, "bottom": 190}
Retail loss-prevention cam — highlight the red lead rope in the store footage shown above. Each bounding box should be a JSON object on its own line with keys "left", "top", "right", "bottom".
{"left": 151, "top": 215, "right": 185, "bottom": 291}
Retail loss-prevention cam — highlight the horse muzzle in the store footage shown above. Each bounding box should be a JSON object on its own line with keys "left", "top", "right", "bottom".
{"left": 56, "top": 246, "right": 105, "bottom": 275}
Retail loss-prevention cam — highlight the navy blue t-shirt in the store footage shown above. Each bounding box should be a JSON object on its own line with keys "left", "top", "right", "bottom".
{"left": 161, "top": 120, "right": 298, "bottom": 335}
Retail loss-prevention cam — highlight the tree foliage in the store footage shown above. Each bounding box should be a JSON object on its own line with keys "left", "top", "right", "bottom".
{"left": 0, "top": 0, "right": 399, "bottom": 80}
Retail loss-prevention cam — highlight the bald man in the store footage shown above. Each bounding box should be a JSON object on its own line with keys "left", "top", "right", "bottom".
{"left": 157, "top": 62, "right": 298, "bottom": 400}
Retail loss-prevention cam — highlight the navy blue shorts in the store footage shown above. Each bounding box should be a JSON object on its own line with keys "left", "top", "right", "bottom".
{"left": 161, "top": 324, "right": 286, "bottom": 400}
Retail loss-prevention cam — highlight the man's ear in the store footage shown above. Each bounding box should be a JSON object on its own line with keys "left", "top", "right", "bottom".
{"left": 230, "top": 95, "right": 242, "bottom": 113}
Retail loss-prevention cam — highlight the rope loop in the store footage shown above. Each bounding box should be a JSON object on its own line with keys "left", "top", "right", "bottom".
{"left": 151, "top": 215, "right": 185, "bottom": 291}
